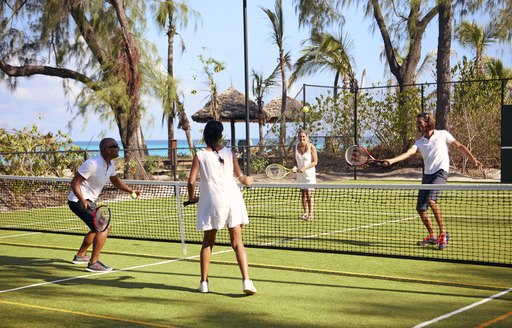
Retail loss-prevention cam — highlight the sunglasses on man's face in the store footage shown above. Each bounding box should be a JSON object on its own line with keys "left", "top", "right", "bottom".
{"left": 105, "top": 144, "right": 119, "bottom": 150}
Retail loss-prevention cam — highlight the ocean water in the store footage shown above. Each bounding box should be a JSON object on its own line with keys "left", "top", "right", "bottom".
{"left": 73, "top": 139, "right": 202, "bottom": 151}
{"left": 73, "top": 137, "right": 334, "bottom": 153}
{"left": 73, "top": 139, "right": 261, "bottom": 156}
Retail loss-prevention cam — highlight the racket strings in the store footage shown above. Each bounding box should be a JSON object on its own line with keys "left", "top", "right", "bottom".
{"left": 94, "top": 207, "right": 110, "bottom": 231}
{"left": 347, "top": 147, "right": 369, "bottom": 166}
{"left": 96, "top": 209, "right": 106, "bottom": 225}
{"left": 265, "top": 165, "right": 288, "bottom": 179}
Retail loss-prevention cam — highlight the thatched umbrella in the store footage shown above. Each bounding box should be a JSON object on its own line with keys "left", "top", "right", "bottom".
{"left": 263, "top": 96, "right": 304, "bottom": 122}
{"left": 260, "top": 96, "right": 305, "bottom": 156}
{"left": 192, "top": 86, "right": 262, "bottom": 148}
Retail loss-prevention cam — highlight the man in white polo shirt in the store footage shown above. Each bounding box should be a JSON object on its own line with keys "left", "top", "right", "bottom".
{"left": 68, "top": 137, "right": 140, "bottom": 272}
{"left": 383, "top": 113, "right": 482, "bottom": 250}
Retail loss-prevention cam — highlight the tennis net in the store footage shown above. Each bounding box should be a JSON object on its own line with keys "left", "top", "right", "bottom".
{"left": 0, "top": 175, "right": 511, "bottom": 266}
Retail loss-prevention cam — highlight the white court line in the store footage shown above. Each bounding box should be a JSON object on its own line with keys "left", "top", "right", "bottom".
{"left": 2, "top": 218, "right": 77, "bottom": 229}
{"left": 413, "top": 288, "right": 512, "bottom": 327}
{"left": 0, "top": 225, "right": 86, "bottom": 237}
{"left": 259, "top": 216, "right": 417, "bottom": 246}
{"left": 2, "top": 214, "right": 417, "bottom": 293}
{"left": 0, "top": 231, "right": 42, "bottom": 239}
{"left": 0, "top": 249, "right": 233, "bottom": 294}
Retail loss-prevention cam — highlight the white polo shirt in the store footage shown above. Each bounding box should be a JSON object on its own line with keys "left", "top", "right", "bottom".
{"left": 412, "top": 130, "right": 455, "bottom": 174}
{"left": 68, "top": 155, "right": 117, "bottom": 202}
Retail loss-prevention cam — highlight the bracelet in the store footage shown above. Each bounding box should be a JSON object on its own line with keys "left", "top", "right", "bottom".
{"left": 236, "top": 174, "right": 244, "bottom": 180}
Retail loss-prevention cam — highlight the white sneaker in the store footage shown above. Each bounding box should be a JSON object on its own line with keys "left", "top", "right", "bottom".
{"left": 243, "top": 279, "right": 257, "bottom": 295}
{"left": 198, "top": 281, "right": 209, "bottom": 293}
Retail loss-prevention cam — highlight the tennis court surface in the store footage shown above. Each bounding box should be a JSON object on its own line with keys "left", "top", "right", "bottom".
{"left": 1, "top": 176, "right": 511, "bottom": 327}
{"left": 1, "top": 176, "right": 510, "bottom": 266}
{"left": 1, "top": 232, "right": 511, "bottom": 327}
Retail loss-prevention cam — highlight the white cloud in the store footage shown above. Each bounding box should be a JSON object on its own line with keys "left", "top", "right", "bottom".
{"left": 0, "top": 76, "right": 120, "bottom": 141}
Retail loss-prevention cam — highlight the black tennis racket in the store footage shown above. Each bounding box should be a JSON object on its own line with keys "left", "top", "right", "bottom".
{"left": 345, "top": 145, "right": 385, "bottom": 166}
{"left": 183, "top": 199, "right": 199, "bottom": 207}
{"left": 89, "top": 203, "right": 111, "bottom": 232}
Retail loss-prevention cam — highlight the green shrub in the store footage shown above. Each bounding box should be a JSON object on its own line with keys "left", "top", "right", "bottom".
{"left": 250, "top": 155, "right": 269, "bottom": 173}
{"left": 0, "top": 125, "right": 82, "bottom": 177}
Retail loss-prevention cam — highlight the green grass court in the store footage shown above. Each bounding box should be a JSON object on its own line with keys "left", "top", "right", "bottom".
{"left": 1, "top": 178, "right": 511, "bottom": 326}
{"left": 1, "top": 182, "right": 511, "bottom": 265}
{"left": 1, "top": 231, "right": 511, "bottom": 327}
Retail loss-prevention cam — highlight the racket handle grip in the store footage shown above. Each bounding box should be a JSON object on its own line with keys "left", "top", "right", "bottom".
{"left": 183, "top": 200, "right": 198, "bottom": 207}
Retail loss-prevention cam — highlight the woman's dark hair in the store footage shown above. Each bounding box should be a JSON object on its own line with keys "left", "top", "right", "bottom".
{"left": 203, "top": 120, "right": 223, "bottom": 149}
{"left": 203, "top": 120, "right": 225, "bottom": 163}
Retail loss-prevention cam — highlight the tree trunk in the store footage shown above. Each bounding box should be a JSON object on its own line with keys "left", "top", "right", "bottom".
{"left": 167, "top": 102, "right": 175, "bottom": 161}
{"left": 167, "top": 15, "right": 176, "bottom": 159}
{"left": 258, "top": 120, "right": 265, "bottom": 155}
{"left": 279, "top": 48, "right": 287, "bottom": 159}
{"left": 436, "top": 0, "right": 452, "bottom": 130}
{"left": 177, "top": 101, "right": 196, "bottom": 156}
{"left": 371, "top": 0, "right": 438, "bottom": 151}
{"left": 333, "top": 71, "right": 340, "bottom": 98}
{"left": 114, "top": 105, "right": 150, "bottom": 180}
{"left": 110, "top": 0, "right": 149, "bottom": 180}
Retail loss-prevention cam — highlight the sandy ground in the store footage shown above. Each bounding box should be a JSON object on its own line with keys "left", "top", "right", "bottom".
{"left": 253, "top": 166, "right": 500, "bottom": 183}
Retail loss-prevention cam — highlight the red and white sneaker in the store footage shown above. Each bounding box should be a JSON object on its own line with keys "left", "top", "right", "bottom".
{"left": 438, "top": 232, "right": 450, "bottom": 250}
{"left": 416, "top": 235, "right": 438, "bottom": 246}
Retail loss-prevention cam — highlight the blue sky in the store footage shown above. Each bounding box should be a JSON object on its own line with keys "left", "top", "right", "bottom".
{"left": 0, "top": 1, "right": 510, "bottom": 142}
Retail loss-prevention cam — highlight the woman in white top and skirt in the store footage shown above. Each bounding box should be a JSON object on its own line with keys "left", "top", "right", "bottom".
{"left": 292, "top": 129, "right": 318, "bottom": 221}
{"left": 187, "top": 120, "right": 257, "bottom": 295}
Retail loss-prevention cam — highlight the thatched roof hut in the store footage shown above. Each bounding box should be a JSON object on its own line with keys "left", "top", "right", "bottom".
{"left": 263, "top": 96, "right": 304, "bottom": 122}
{"left": 191, "top": 86, "right": 260, "bottom": 122}
{"left": 192, "top": 86, "right": 263, "bottom": 148}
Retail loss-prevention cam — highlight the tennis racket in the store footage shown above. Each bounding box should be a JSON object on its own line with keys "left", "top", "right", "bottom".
{"left": 265, "top": 164, "right": 293, "bottom": 180}
{"left": 345, "top": 145, "right": 385, "bottom": 166}
{"left": 183, "top": 199, "right": 198, "bottom": 207}
{"left": 89, "top": 202, "right": 111, "bottom": 232}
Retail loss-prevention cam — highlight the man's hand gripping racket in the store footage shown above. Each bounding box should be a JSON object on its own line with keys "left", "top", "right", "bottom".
{"left": 345, "top": 145, "right": 387, "bottom": 167}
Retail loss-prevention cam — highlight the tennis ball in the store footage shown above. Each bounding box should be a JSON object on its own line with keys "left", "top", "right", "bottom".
{"left": 131, "top": 192, "right": 138, "bottom": 199}
{"left": 302, "top": 105, "right": 310, "bottom": 113}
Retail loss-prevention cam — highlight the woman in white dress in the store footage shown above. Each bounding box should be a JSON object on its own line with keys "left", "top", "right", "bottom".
{"left": 187, "top": 120, "right": 257, "bottom": 295}
{"left": 292, "top": 129, "right": 318, "bottom": 221}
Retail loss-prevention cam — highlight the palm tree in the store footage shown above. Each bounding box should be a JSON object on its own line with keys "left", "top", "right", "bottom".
{"left": 262, "top": 0, "right": 292, "bottom": 154}
{"left": 290, "top": 29, "right": 356, "bottom": 97}
{"left": 485, "top": 58, "right": 512, "bottom": 100}
{"left": 455, "top": 20, "right": 497, "bottom": 75}
{"left": 294, "top": 1, "right": 439, "bottom": 152}
{"left": 485, "top": 58, "right": 512, "bottom": 79}
{"left": 195, "top": 53, "right": 225, "bottom": 121}
{"left": 151, "top": 0, "right": 199, "bottom": 157}
{"left": 251, "top": 65, "right": 280, "bottom": 153}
